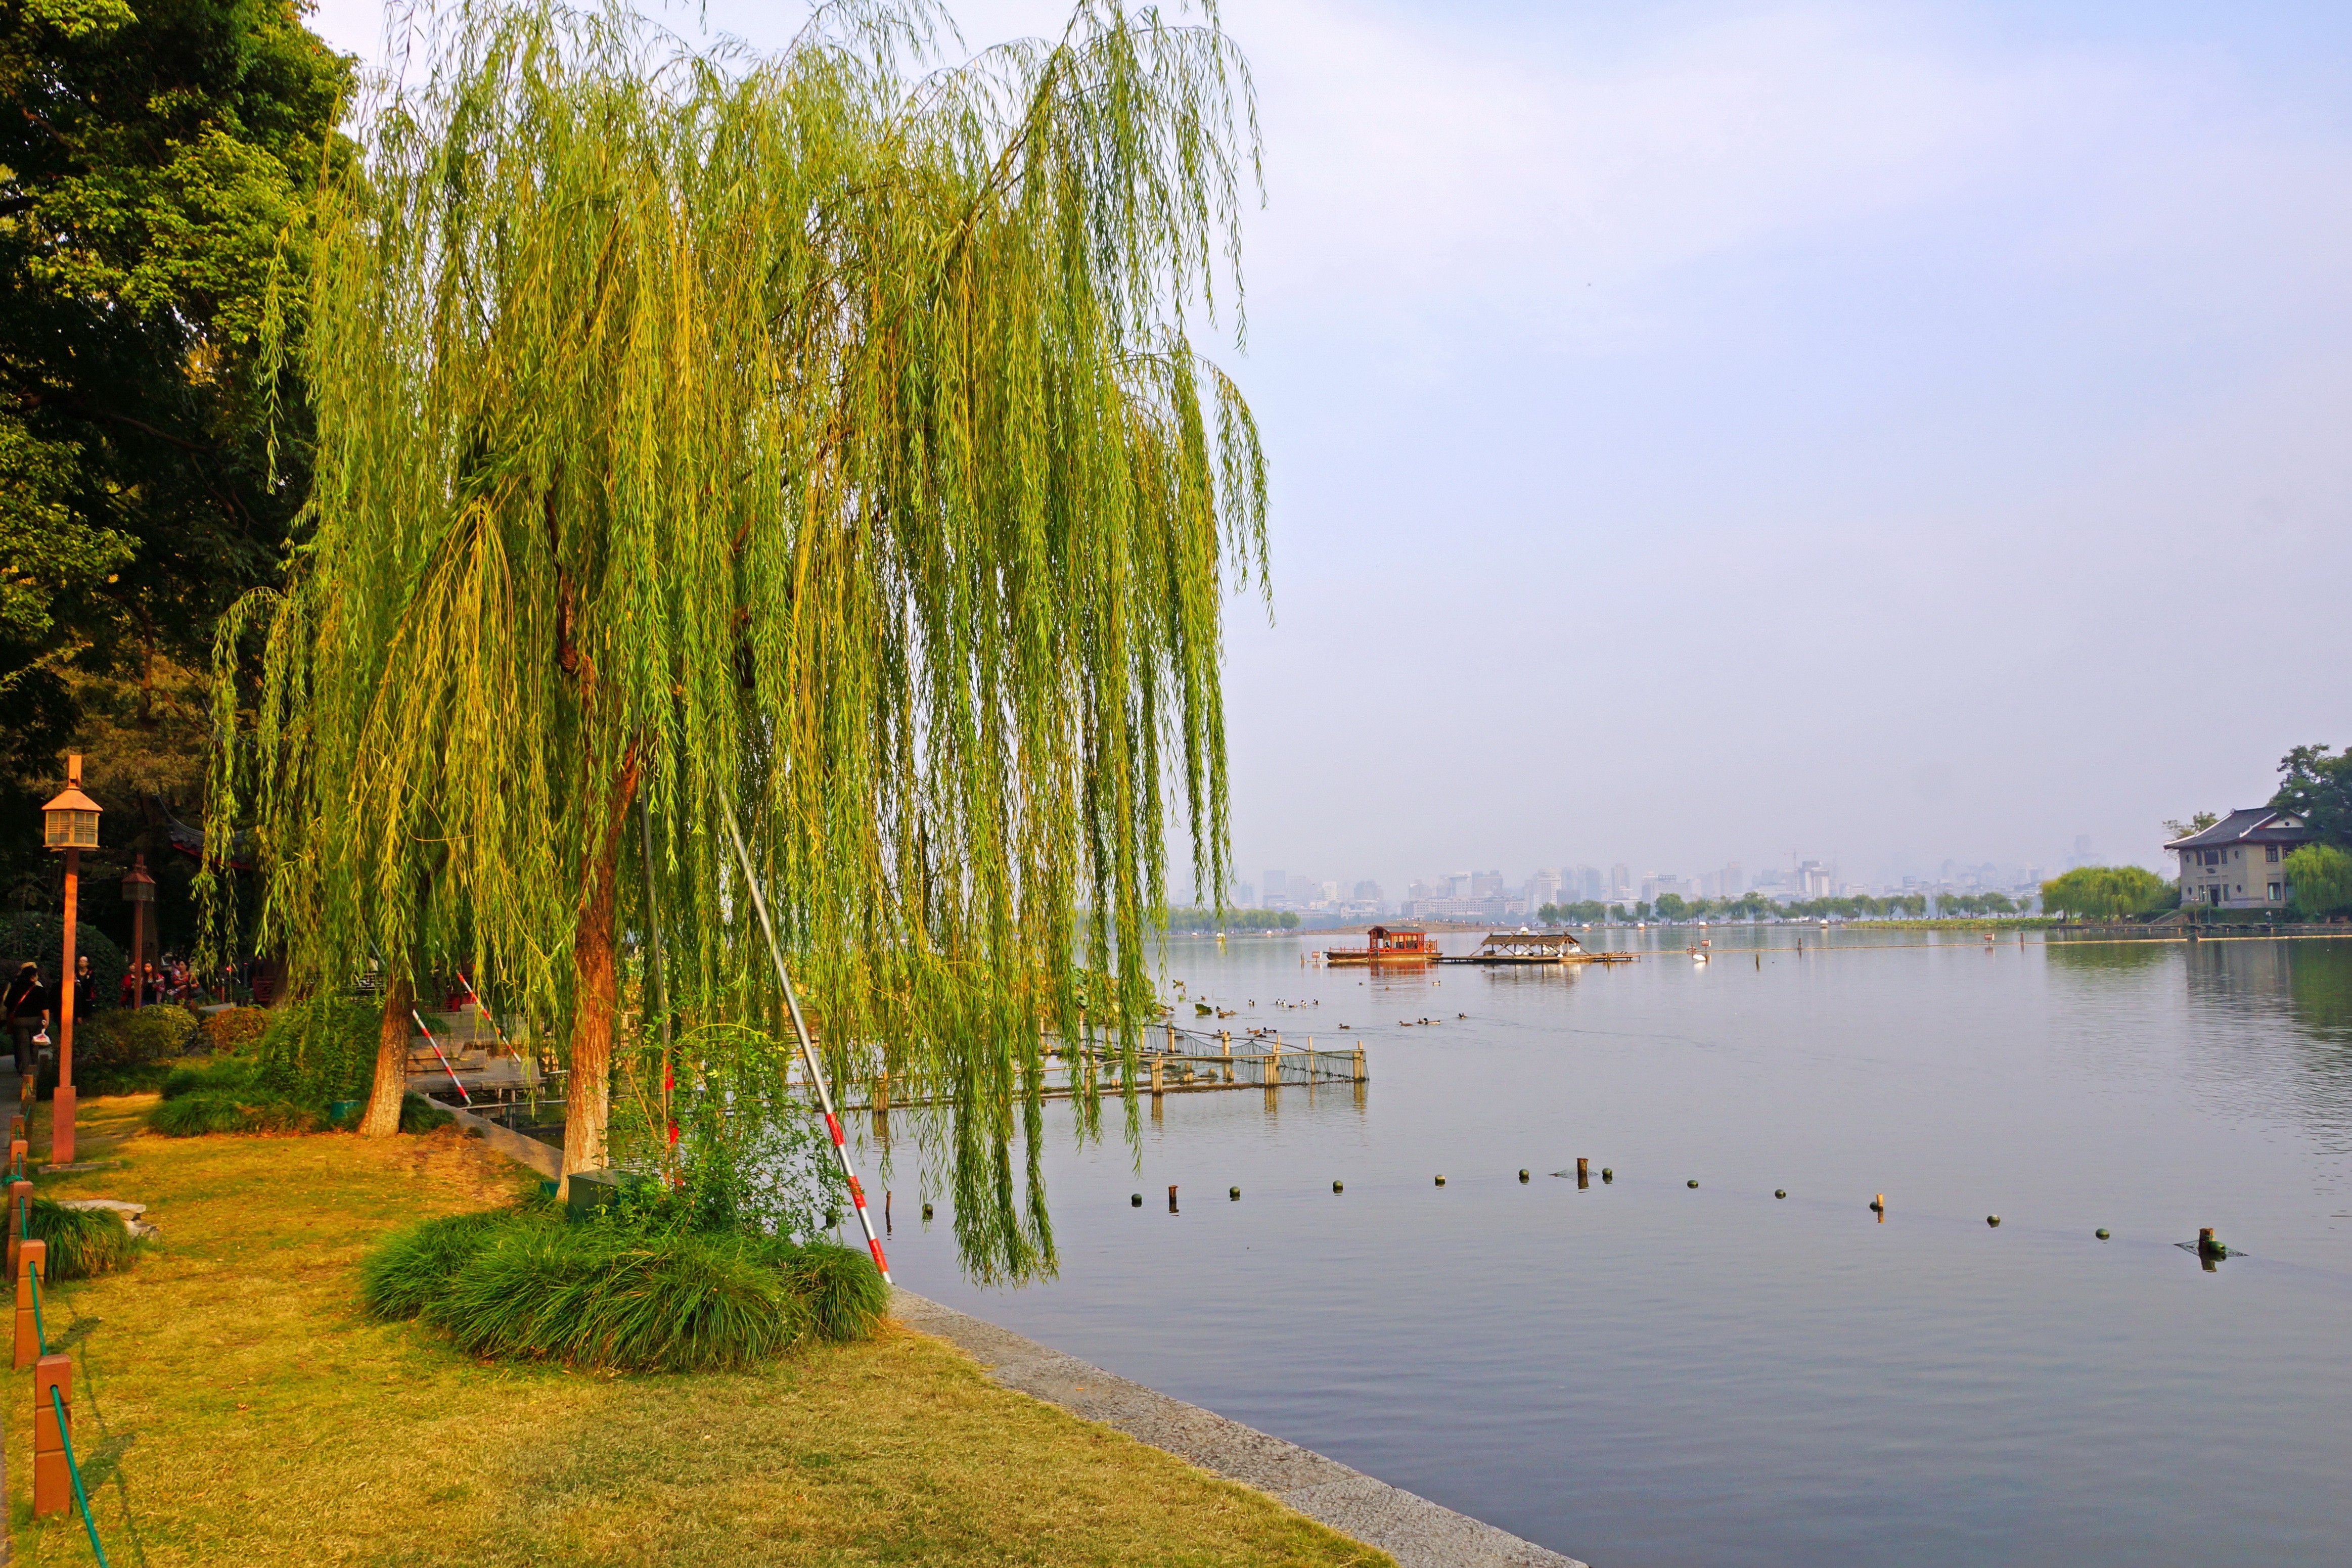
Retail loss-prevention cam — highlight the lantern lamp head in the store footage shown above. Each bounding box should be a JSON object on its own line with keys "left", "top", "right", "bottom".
{"left": 122, "top": 851, "right": 156, "bottom": 903}
{"left": 40, "top": 754, "right": 100, "bottom": 852}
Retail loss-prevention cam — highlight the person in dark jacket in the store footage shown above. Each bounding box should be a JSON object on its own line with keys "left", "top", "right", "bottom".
{"left": 5, "top": 962, "right": 51, "bottom": 1076}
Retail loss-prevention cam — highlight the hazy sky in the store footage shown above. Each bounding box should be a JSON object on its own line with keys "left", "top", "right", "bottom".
{"left": 311, "top": 1, "right": 2352, "bottom": 892}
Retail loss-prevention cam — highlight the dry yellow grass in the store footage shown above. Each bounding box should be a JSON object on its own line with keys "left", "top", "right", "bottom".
{"left": 8, "top": 1098, "right": 1388, "bottom": 1566}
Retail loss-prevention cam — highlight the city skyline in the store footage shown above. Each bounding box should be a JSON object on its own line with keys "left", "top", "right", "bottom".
{"left": 1210, "top": 846, "right": 2060, "bottom": 917}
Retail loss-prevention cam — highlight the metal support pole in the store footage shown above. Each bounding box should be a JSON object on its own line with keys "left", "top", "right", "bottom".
{"left": 54, "top": 845, "right": 77, "bottom": 1164}
{"left": 720, "top": 802, "right": 891, "bottom": 1285}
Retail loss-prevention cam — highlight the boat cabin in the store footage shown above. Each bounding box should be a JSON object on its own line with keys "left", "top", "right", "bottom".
{"left": 1323, "top": 926, "right": 1440, "bottom": 963}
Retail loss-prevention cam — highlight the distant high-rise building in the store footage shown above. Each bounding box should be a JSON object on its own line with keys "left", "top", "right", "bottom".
{"left": 1798, "top": 859, "right": 1832, "bottom": 898}
{"left": 1721, "top": 861, "right": 1744, "bottom": 897}
{"left": 1529, "top": 867, "right": 1562, "bottom": 908}
{"left": 1470, "top": 869, "right": 1503, "bottom": 900}
{"left": 1353, "top": 880, "right": 1383, "bottom": 904}
{"left": 1233, "top": 881, "right": 1255, "bottom": 908}
{"left": 1609, "top": 863, "right": 1632, "bottom": 901}
{"left": 1576, "top": 865, "right": 1604, "bottom": 899}
{"left": 1262, "top": 869, "right": 1287, "bottom": 908}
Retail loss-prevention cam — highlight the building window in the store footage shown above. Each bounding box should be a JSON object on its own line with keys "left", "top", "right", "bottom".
{"left": 2267, "top": 845, "right": 2279, "bottom": 862}
{"left": 2269, "top": 883, "right": 2282, "bottom": 901}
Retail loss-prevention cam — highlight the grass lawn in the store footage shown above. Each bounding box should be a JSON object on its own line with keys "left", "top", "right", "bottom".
{"left": 7, "top": 1095, "right": 1388, "bottom": 1566}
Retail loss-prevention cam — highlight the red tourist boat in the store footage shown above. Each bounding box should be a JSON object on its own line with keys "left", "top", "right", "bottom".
{"left": 1322, "top": 926, "right": 1441, "bottom": 965}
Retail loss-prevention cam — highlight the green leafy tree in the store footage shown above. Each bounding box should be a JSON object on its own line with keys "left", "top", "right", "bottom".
{"left": 0, "top": 0, "right": 351, "bottom": 876}
{"left": 2163, "top": 811, "right": 2220, "bottom": 842}
{"left": 210, "top": 0, "right": 1265, "bottom": 1282}
{"left": 2272, "top": 746, "right": 2352, "bottom": 849}
{"left": 1652, "top": 892, "right": 1689, "bottom": 921}
{"left": 2284, "top": 844, "right": 2352, "bottom": 920}
{"left": 2041, "top": 865, "right": 2173, "bottom": 921}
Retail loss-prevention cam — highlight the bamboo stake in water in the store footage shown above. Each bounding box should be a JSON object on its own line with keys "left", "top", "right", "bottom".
{"left": 722, "top": 803, "right": 891, "bottom": 1284}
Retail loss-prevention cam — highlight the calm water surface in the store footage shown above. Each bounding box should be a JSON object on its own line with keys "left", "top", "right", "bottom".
{"left": 872, "top": 930, "right": 2352, "bottom": 1567}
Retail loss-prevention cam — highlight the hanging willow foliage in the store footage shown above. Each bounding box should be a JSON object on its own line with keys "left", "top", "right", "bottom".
{"left": 207, "top": 0, "right": 1265, "bottom": 1280}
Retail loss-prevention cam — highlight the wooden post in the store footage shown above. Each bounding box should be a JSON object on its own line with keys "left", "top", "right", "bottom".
{"left": 1150, "top": 1057, "right": 1163, "bottom": 1095}
{"left": 15, "top": 1238, "right": 43, "bottom": 1370}
{"left": 1165, "top": 1022, "right": 1176, "bottom": 1056}
{"left": 33, "top": 1351, "right": 71, "bottom": 1516}
{"left": 1220, "top": 1030, "right": 1232, "bottom": 1083}
{"left": 1352, "top": 1046, "right": 1366, "bottom": 1083}
{"left": 7, "top": 1179, "right": 28, "bottom": 1275}
{"left": 8, "top": 1137, "right": 23, "bottom": 1176}
{"left": 1577, "top": 1157, "right": 1589, "bottom": 1179}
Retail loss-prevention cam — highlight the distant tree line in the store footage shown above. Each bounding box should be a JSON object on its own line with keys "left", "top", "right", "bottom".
{"left": 1164, "top": 907, "right": 1301, "bottom": 932}
{"left": 1532, "top": 891, "right": 2021, "bottom": 926}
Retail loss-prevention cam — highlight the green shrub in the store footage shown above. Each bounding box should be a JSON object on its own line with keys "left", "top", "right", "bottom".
{"left": 201, "top": 1006, "right": 271, "bottom": 1055}
{"left": 23, "top": 1197, "right": 141, "bottom": 1280}
{"left": 400, "top": 1092, "right": 453, "bottom": 1133}
{"left": 161, "top": 1058, "right": 262, "bottom": 1101}
{"left": 147, "top": 1092, "right": 315, "bottom": 1137}
{"left": 422, "top": 1224, "right": 806, "bottom": 1372}
{"left": 252, "top": 996, "right": 378, "bottom": 1106}
{"left": 43, "top": 1003, "right": 199, "bottom": 1096}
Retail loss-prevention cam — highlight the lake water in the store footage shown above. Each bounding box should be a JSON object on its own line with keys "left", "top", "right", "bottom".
{"left": 871, "top": 929, "right": 2352, "bottom": 1567}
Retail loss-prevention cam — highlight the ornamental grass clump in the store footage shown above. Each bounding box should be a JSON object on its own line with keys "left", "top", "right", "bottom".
{"left": 24, "top": 1197, "right": 142, "bottom": 1280}
{"left": 360, "top": 1208, "right": 549, "bottom": 1320}
{"left": 150, "top": 1056, "right": 319, "bottom": 1135}
{"left": 361, "top": 1201, "right": 890, "bottom": 1371}
{"left": 425, "top": 1226, "right": 805, "bottom": 1372}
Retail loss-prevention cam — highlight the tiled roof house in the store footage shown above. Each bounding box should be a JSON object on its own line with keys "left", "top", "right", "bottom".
{"left": 2163, "top": 808, "right": 2312, "bottom": 909}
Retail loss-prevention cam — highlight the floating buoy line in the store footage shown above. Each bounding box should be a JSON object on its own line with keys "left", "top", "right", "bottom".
{"left": 1026, "top": 1167, "right": 2172, "bottom": 1259}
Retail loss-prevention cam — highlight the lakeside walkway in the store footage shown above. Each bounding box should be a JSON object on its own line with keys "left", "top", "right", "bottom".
{"left": 895, "top": 1290, "right": 1585, "bottom": 1568}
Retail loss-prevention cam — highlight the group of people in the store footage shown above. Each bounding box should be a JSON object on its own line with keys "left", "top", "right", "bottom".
{"left": 123, "top": 955, "right": 199, "bottom": 1008}
{"left": 0, "top": 951, "right": 272, "bottom": 1078}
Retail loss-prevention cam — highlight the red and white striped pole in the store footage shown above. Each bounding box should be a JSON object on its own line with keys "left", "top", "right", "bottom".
{"left": 721, "top": 804, "right": 890, "bottom": 1284}
{"left": 410, "top": 1007, "right": 471, "bottom": 1105}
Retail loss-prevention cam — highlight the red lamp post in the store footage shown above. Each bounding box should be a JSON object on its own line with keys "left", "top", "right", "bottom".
{"left": 121, "top": 854, "right": 155, "bottom": 1009}
{"left": 39, "top": 755, "right": 100, "bottom": 1164}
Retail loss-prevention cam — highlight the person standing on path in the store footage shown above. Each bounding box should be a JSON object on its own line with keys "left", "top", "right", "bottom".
{"left": 4, "top": 962, "right": 51, "bottom": 1076}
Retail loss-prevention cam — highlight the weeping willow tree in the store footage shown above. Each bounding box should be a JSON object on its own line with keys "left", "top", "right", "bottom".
{"left": 205, "top": 0, "right": 1264, "bottom": 1280}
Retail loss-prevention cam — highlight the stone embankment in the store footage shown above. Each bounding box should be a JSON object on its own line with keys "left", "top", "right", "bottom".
{"left": 894, "top": 1289, "right": 1585, "bottom": 1568}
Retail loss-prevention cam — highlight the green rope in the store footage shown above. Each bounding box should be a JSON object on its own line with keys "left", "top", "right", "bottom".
{"left": 50, "top": 1381, "right": 110, "bottom": 1566}
{"left": 29, "top": 1255, "right": 44, "bottom": 1357}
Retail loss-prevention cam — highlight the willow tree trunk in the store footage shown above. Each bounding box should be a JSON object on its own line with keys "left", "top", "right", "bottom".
{"left": 562, "top": 758, "right": 638, "bottom": 1183}
{"left": 359, "top": 976, "right": 413, "bottom": 1137}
